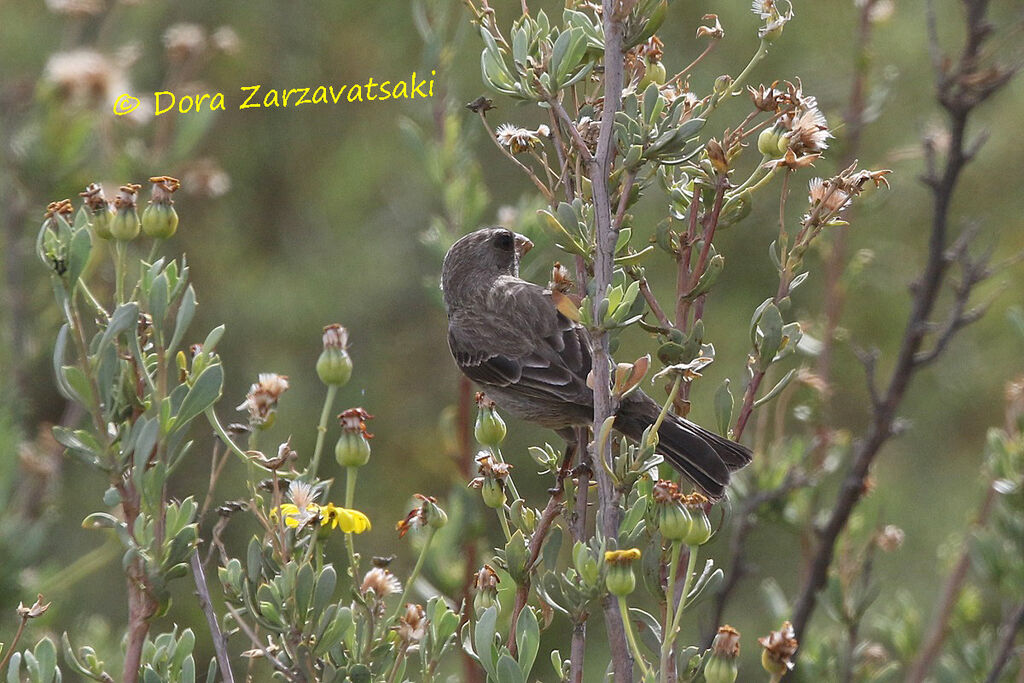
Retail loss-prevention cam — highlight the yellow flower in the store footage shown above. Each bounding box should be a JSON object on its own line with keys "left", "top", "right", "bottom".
{"left": 604, "top": 548, "right": 642, "bottom": 564}
{"left": 273, "top": 502, "right": 318, "bottom": 529}
{"left": 320, "top": 503, "right": 371, "bottom": 534}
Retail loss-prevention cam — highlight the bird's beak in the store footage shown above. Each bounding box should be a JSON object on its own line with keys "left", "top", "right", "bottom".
{"left": 514, "top": 234, "right": 534, "bottom": 256}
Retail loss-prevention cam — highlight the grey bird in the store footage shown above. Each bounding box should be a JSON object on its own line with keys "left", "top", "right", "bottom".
{"left": 441, "top": 226, "right": 752, "bottom": 498}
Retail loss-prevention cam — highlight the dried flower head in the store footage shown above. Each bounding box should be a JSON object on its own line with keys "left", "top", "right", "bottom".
{"left": 361, "top": 567, "right": 402, "bottom": 598}
{"left": 548, "top": 262, "right": 574, "bottom": 294}
{"left": 16, "top": 594, "right": 51, "bottom": 619}
{"left": 80, "top": 183, "right": 109, "bottom": 212}
{"left": 474, "top": 564, "right": 501, "bottom": 593}
{"left": 495, "top": 123, "right": 545, "bottom": 154}
{"left": 237, "top": 373, "right": 290, "bottom": 427}
{"left": 712, "top": 625, "right": 741, "bottom": 657}
{"left": 808, "top": 177, "right": 852, "bottom": 214}
{"left": 337, "top": 407, "right": 374, "bottom": 438}
{"left": 681, "top": 491, "right": 711, "bottom": 510}
{"left": 396, "top": 493, "right": 444, "bottom": 538}
{"left": 759, "top": 621, "right": 798, "bottom": 673}
{"left": 469, "top": 453, "right": 513, "bottom": 485}
{"left": 45, "top": 0, "right": 103, "bottom": 16}
{"left": 783, "top": 105, "right": 831, "bottom": 156}
{"left": 148, "top": 175, "right": 181, "bottom": 204}
{"left": 876, "top": 524, "right": 905, "bottom": 552}
{"left": 181, "top": 158, "right": 232, "bottom": 197}
{"left": 113, "top": 184, "right": 141, "bottom": 210}
{"left": 763, "top": 148, "right": 820, "bottom": 171}
{"left": 211, "top": 26, "right": 241, "bottom": 54}
{"left": 44, "top": 50, "right": 129, "bottom": 110}
{"left": 652, "top": 479, "right": 684, "bottom": 504}
{"left": 696, "top": 14, "right": 724, "bottom": 40}
{"left": 748, "top": 82, "right": 783, "bottom": 111}
{"left": 638, "top": 36, "right": 664, "bottom": 62}
{"left": 164, "top": 23, "right": 207, "bottom": 61}
{"left": 44, "top": 199, "right": 74, "bottom": 221}
{"left": 396, "top": 603, "right": 428, "bottom": 648}
{"left": 322, "top": 323, "right": 349, "bottom": 351}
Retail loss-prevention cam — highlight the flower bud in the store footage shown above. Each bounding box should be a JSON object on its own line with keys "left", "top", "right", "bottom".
{"left": 759, "top": 621, "right": 798, "bottom": 677}
{"left": 316, "top": 324, "right": 353, "bottom": 386}
{"left": 573, "top": 542, "right": 601, "bottom": 588}
{"left": 335, "top": 408, "right": 373, "bottom": 467}
{"left": 80, "top": 183, "right": 113, "bottom": 240}
{"left": 658, "top": 501, "right": 693, "bottom": 541}
{"left": 604, "top": 548, "right": 641, "bottom": 597}
{"left": 704, "top": 625, "right": 740, "bottom": 683}
{"left": 473, "top": 564, "right": 500, "bottom": 615}
{"left": 142, "top": 203, "right": 179, "bottom": 240}
{"left": 681, "top": 493, "right": 713, "bottom": 546}
{"left": 422, "top": 496, "right": 448, "bottom": 529}
{"left": 474, "top": 392, "right": 506, "bottom": 446}
{"left": 758, "top": 126, "right": 790, "bottom": 158}
{"left": 480, "top": 477, "right": 506, "bottom": 509}
{"left": 110, "top": 184, "right": 141, "bottom": 241}
{"left": 638, "top": 57, "right": 667, "bottom": 90}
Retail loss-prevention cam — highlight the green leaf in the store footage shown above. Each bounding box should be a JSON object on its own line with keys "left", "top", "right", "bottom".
{"left": 312, "top": 565, "right": 337, "bottom": 614}
{"left": 756, "top": 303, "right": 784, "bottom": 370}
{"left": 473, "top": 606, "right": 499, "bottom": 679}
{"left": 171, "top": 629, "right": 195, "bottom": 670}
{"left": 514, "top": 607, "right": 539, "bottom": 677}
{"left": 32, "top": 637, "right": 57, "bottom": 683}
{"left": 167, "top": 285, "right": 196, "bottom": 355}
{"left": 66, "top": 220, "right": 93, "bottom": 290}
{"left": 171, "top": 363, "right": 223, "bottom": 433}
{"left": 132, "top": 417, "right": 159, "bottom": 487}
{"left": 714, "top": 379, "right": 734, "bottom": 436}
{"left": 201, "top": 325, "right": 226, "bottom": 353}
{"left": 7, "top": 651, "right": 22, "bottom": 683}
{"left": 495, "top": 654, "right": 525, "bottom": 683}
{"left": 98, "top": 303, "right": 140, "bottom": 356}
{"left": 52, "top": 325, "right": 74, "bottom": 400}
{"left": 753, "top": 368, "right": 798, "bottom": 408}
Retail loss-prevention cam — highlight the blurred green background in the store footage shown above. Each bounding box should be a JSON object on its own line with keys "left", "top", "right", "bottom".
{"left": 1, "top": 0, "right": 1022, "bottom": 678}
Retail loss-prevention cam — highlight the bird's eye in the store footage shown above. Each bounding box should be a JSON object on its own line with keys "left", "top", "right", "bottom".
{"left": 493, "top": 231, "right": 515, "bottom": 251}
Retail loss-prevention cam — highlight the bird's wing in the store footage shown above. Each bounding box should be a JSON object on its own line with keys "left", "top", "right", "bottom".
{"left": 448, "top": 277, "right": 593, "bottom": 406}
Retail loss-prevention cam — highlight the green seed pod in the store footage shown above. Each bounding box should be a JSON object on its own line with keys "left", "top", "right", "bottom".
{"left": 658, "top": 502, "right": 693, "bottom": 541}
{"left": 91, "top": 208, "right": 114, "bottom": 240}
{"left": 474, "top": 406, "right": 506, "bottom": 446}
{"left": 335, "top": 431, "right": 371, "bottom": 468}
{"left": 704, "top": 654, "right": 739, "bottom": 683}
{"left": 142, "top": 203, "right": 179, "bottom": 239}
{"left": 317, "top": 348, "right": 353, "bottom": 386}
{"left": 480, "top": 477, "right": 506, "bottom": 509}
{"left": 605, "top": 564, "right": 636, "bottom": 597}
{"left": 424, "top": 498, "right": 448, "bottom": 529}
{"left": 684, "top": 507, "right": 713, "bottom": 546}
{"left": 110, "top": 207, "right": 140, "bottom": 241}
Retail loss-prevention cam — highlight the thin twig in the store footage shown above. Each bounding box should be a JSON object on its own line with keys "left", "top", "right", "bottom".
{"left": 191, "top": 551, "right": 236, "bottom": 683}
{"left": 790, "top": 0, "right": 1012, "bottom": 646}
{"left": 984, "top": 601, "right": 1024, "bottom": 683}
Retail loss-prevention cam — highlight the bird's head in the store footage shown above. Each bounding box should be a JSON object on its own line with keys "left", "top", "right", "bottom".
{"left": 441, "top": 227, "right": 533, "bottom": 309}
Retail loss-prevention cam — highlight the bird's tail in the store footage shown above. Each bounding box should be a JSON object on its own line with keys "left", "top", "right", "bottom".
{"left": 616, "top": 393, "right": 753, "bottom": 499}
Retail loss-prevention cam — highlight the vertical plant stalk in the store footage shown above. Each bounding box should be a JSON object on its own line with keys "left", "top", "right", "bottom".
{"left": 306, "top": 384, "right": 339, "bottom": 481}
{"left": 905, "top": 483, "right": 997, "bottom": 682}
{"left": 190, "top": 551, "right": 236, "bottom": 683}
{"left": 507, "top": 447, "right": 575, "bottom": 654}
{"left": 789, "top": 0, "right": 1013, "bottom": 645}
{"left": 121, "top": 486, "right": 157, "bottom": 683}
{"left": 590, "top": 2, "right": 635, "bottom": 679}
